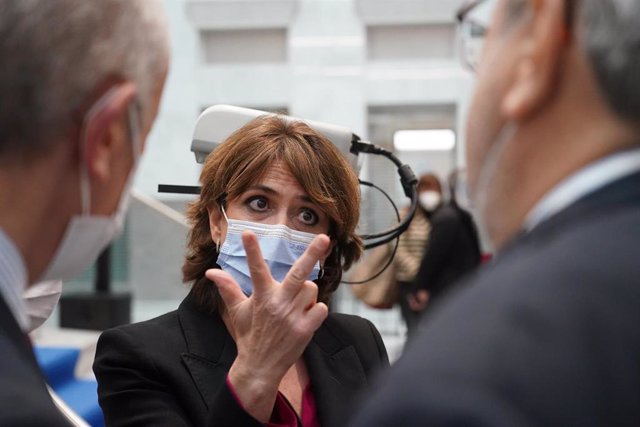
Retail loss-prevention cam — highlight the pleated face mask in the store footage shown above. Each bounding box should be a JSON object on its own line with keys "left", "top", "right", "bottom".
{"left": 216, "top": 207, "right": 321, "bottom": 295}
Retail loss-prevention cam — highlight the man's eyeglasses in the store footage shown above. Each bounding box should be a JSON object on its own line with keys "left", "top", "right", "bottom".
{"left": 456, "top": 0, "right": 576, "bottom": 71}
{"left": 456, "top": 0, "right": 498, "bottom": 71}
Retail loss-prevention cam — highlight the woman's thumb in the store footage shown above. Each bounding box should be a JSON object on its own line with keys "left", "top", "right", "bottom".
{"left": 205, "top": 269, "right": 246, "bottom": 308}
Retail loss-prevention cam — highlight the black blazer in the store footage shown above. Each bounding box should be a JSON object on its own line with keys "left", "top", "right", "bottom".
{"left": 352, "top": 170, "right": 640, "bottom": 426}
{"left": 94, "top": 291, "right": 389, "bottom": 427}
{"left": 0, "top": 297, "right": 70, "bottom": 426}
{"left": 413, "top": 203, "right": 481, "bottom": 300}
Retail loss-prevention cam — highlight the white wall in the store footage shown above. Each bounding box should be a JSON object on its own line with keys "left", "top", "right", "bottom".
{"left": 137, "top": 0, "right": 474, "bottom": 202}
{"left": 130, "top": 0, "right": 478, "bottom": 340}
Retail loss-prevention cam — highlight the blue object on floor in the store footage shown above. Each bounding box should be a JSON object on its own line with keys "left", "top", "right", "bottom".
{"left": 35, "top": 346, "right": 104, "bottom": 427}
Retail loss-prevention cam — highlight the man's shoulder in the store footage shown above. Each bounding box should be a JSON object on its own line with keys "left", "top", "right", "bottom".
{"left": 369, "top": 206, "right": 640, "bottom": 425}
{"left": 410, "top": 203, "right": 640, "bottom": 367}
{"left": 0, "top": 333, "right": 70, "bottom": 426}
{"left": 499, "top": 202, "right": 640, "bottom": 286}
{"left": 466, "top": 205, "right": 640, "bottom": 308}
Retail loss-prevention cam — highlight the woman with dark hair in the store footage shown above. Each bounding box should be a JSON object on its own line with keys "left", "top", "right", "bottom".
{"left": 408, "top": 169, "right": 481, "bottom": 317}
{"left": 93, "top": 115, "right": 389, "bottom": 427}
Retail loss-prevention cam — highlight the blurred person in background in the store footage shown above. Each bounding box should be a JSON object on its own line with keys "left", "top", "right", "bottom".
{"left": 394, "top": 173, "right": 433, "bottom": 338}
{"left": 406, "top": 172, "right": 481, "bottom": 321}
{"left": 352, "top": 0, "right": 640, "bottom": 425}
{"left": 0, "top": 0, "right": 169, "bottom": 425}
{"left": 94, "top": 115, "right": 389, "bottom": 427}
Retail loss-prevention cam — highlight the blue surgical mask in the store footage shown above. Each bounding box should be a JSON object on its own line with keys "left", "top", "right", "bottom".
{"left": 216, "top": 207, "right": 321, "bottom": 295}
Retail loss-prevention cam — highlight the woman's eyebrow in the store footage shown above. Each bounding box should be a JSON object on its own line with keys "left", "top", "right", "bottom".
{"left": 296, "top": 195, "right": 314, "bottom": 203}
{"left": 247, "top": 184, "right": 278, "bottom": 195}
{"left": 247, "top": 185, "right": 315, "bottom": 203}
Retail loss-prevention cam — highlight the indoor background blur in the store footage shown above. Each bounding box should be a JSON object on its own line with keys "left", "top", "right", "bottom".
{"left": 43, "top": 0, "right": 473, "bottom": 364}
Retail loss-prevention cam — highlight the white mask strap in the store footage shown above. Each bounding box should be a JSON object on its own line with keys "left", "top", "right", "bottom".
{"left": 79, "top": 87, "right": 122, "bottom": 216}
{"left": 127, "top": 100, "right": 142, "bottom": 165}
{"left": 220, "top": 204, "right": 230, "bottom": 223}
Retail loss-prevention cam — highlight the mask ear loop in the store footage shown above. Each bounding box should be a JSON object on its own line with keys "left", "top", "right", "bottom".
{"left": 79, "top": 86, "right": 122, "bottom": 216}
{"left": 127, "top": 100, "right": 143, "bottom": 166}
{"left": 216, "top": 204, "right": 229, "bottom": 253}
{"left": 220, "top": 204, "right": 230, "bottom": 222}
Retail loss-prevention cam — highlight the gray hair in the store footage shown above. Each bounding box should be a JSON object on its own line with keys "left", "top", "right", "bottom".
{"left": 505, "top": 0, "right": 640, "bottom": 125}
{"left": 0, "top": 0, "right": 169, "bottom": 158}
{"left": 579, "top": 0, "right": 640, "bottom": 124}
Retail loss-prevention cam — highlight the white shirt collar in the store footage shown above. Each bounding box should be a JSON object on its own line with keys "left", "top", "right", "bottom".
{"left": 524, "top": 148, "right": 640, "bottom": 232}
{"left": 0, "top": 228, "right": 29, "bottom": 331}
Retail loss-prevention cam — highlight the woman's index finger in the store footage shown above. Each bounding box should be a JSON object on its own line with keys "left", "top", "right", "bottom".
{"left": 242, "top": 230, "right": 274, "bottom": 294}
{"left": 281, "top": 234, "right": 330, "bottom": 297}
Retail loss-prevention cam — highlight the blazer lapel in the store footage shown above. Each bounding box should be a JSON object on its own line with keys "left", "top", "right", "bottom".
{"left": 176, "top": 294, "right": 370, "bottom": 425}
{"left": 0, "top": 296, "right": 39, "bottom": 369}
{"left": 505, "top": 169, "right": 640, "bottom": 253}
{"left": 178, "top": 293, "right": 237, "bottom": 410}
{"left": 304, "top": 318, "right": 368, "bottom": 427}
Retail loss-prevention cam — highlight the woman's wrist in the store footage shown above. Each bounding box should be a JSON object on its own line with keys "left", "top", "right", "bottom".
{"left": 228, "top": 358, "right": 283, "bottom": 423}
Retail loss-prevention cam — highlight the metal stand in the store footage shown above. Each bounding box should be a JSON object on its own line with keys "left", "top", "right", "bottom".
{"left": 59, "top": 246, "right": 132, "bottom": 330}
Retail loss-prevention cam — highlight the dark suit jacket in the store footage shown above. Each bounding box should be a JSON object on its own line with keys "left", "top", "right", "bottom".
{"left": 352, "top": 170, "right": 640, "bottom": 426}
{"left": 0, "top": 297, "right": 70, "bottom": 426}
{"left": 94, "top": 291, "right": 389, "bottom": 427}
{"left": 413, "top": 203, "right": 481, "bottom": 300}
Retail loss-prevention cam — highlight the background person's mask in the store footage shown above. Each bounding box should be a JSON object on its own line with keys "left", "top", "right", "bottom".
{"left": 419, "top": 191, "right": 442, "bottom": 211}
{"left": 23, "top": 280, "right": 63, "bottom": 332}
{"left": 40, "top": 88, "right": 141, "bottom": 282}
{"left": 216, "top": 208, "right": 321, "bottom": 295}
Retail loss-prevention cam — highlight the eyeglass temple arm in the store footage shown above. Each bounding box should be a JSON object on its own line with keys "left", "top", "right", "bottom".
{"left": 456, "top": 0, "right": 484, "bottom": 23}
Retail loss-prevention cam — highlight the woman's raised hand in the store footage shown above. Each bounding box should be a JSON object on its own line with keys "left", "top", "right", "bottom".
{"left": 205, "top": 230, "right": 330, "bottom": 422}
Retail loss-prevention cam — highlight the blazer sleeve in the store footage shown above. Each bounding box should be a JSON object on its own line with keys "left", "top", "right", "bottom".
{"left": 367, "top": 318, "right": 390, "bottom": 371}
{"left": 207, "top": 380, "right": 266, "bottom": 427}
{"left": 412, "top": 210, "right": 460, "bottom": 293}
{"left": 94, "top": 327, "right": 195, "bottom": 427}
{"left": 94, "top": 327, "right": 264, "bottom": 427}
{"left": 344, "top": 315, "right": 390, "bottom": 376}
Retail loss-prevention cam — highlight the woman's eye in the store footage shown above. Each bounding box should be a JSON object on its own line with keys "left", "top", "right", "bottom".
{"left": 247, "top": 197, "right": 268, "bottom": 211}
{"left": 298, "top": 208, "right": 318, "bottom": 225}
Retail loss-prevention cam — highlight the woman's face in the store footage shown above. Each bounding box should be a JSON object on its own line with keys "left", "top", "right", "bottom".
{"left": 209, "top": 161, "right": 331, "bottom": 247}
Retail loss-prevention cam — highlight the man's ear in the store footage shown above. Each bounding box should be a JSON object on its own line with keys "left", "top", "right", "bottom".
{"left": 83, "top": 82, "right": 137, "bottom": 183}
{"left": 208, "top": 204, "right": 223, "bottom": 245}
{"left": 502, "top": 0, "right": 568, "bottom": 121}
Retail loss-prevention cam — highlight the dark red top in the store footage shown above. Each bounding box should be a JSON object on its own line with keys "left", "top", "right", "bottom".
{"left": 226, "top": 376, "right": 320, "bottom": 427}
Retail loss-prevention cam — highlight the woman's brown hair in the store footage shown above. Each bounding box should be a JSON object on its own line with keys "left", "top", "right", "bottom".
{"left": 182, "top": 115, "right": 362, "bottom": 310}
